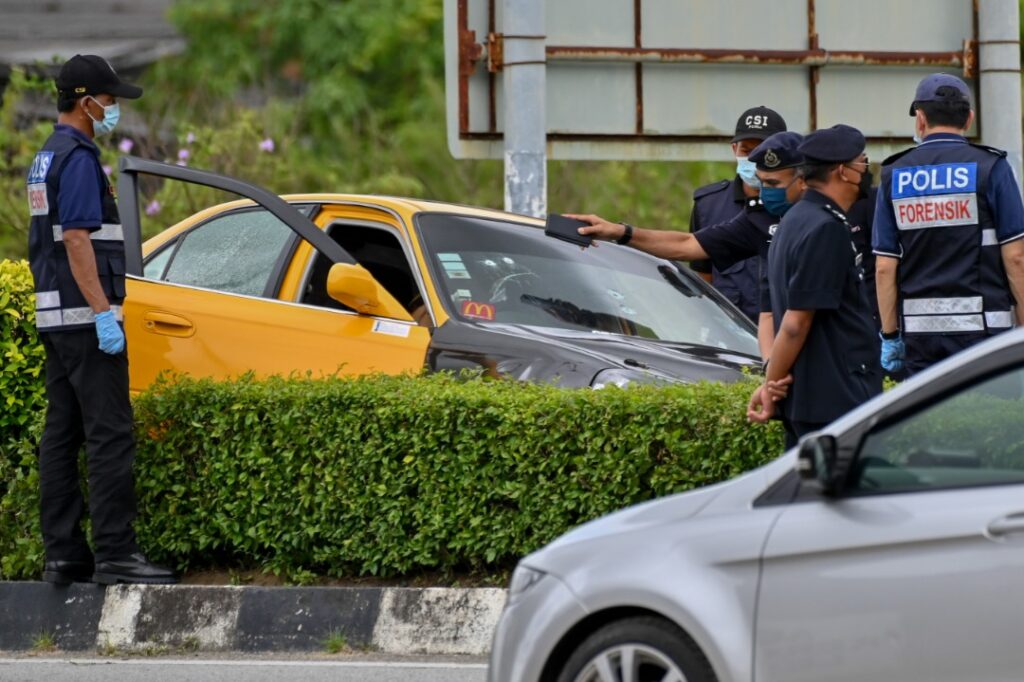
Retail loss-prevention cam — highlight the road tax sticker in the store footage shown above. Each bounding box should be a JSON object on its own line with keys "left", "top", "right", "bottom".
{"left": 372, "top": 320, "right": 411, "bottom": 337}
{"left": 460, "top": 300, "right": 495, "bottom": 320}
{"left": 446, "top": 270, "right": 471, "bottom": 279}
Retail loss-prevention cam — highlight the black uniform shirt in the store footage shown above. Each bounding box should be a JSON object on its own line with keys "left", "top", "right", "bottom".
{"left": 692, "top": 194, "right": 777, "bottom": 314}
{"left": 766, "top": 189, "right": 882, "bottom": 424}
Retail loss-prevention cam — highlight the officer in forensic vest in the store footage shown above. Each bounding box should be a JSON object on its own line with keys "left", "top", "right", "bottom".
{"left": 689, "top": 106, "right": 788, "bottom": 322}
{"left": 873, "top": 73, "right": 1024, "bottom": 376}
{"left": 748, "top": 125, "right": 882, "bottom": 447}
{"left": 28, "top": 55, "right": 176, "bottom": 585}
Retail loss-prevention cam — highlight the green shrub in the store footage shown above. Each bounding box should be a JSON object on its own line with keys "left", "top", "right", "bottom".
{"left": 128, "top": 373, "right": 781, "bottom": 579}
{"left": 0, "top": 260, "right": 45, "bottom": 449}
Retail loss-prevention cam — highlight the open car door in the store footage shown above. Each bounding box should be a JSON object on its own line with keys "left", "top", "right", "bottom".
{"left": 118, "top": 157, "right": 429, "bottom": 392}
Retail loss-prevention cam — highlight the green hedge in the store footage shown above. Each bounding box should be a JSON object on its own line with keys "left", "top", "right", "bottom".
{"left": 0, "top": 258, "right": 784, "bottom": 580}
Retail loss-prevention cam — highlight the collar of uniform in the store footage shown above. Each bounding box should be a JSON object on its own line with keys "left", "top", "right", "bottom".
{"left": 920, "top": 132, "right": 967, "bottom": 146}
{"left": 54, "top": 123, "right": 99, "bottom": 154}
{"left": 731, "top": 175, "right": 758, "bottom": 205}
{"left": 802, "top": 188, "right": 849, "bottom": 221}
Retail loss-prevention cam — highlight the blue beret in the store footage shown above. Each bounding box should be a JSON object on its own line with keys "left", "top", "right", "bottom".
{"left": 798, "top": 124, "right": 865, "bottom": 163}
{"left": 749, "top": 131, "right": 804, "bottom": 171}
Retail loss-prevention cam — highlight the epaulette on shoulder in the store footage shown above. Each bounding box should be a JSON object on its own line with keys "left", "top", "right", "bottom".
{"left": 881, "top": 147, "right": 914, "bottom": 166}
{"left": 968, "top": 142, "right": 1008, "bottom": 158}
{"left": 693, "top": 179, "right": 730, "bottom": 201}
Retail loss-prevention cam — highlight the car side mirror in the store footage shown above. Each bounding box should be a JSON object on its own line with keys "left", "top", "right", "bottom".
{"left": 797, "top": 432, "right": 840, "bottom": 495}
{"left": 326, "top": 263, "right": 413, "bottom": 322}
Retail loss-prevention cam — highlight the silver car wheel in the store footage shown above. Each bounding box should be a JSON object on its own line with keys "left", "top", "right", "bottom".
{"left": 573, "top": 643, "right": 688, "bottom": 682}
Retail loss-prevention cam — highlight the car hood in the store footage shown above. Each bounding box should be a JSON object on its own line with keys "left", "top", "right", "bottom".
{"left": 428, "top": 321, "right": 760, "bottom": 386}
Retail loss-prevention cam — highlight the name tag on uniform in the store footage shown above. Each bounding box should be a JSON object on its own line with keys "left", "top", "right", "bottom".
{"left": 27, "top": 152, "right": 54, "bottom": 216}
{"left": 891, "top": 162, "right": 978, "bottom": 230}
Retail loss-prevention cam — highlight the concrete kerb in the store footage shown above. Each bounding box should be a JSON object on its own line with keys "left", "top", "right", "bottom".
{"left": 0, "top": 582, "right": 507, "bottom": 655}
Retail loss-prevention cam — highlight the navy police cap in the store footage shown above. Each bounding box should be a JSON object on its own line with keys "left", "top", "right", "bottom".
{"left": 909, "top": 73, "right": 971, "bottom": 115}
{"left": 797, "top": 124, "right": 865, "bottom": 164}
{"left": 749, "top": 131, "right": 804, "bottom": 171}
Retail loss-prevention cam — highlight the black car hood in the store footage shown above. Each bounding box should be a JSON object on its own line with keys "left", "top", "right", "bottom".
{"left": 427, "top": 320, "right": 760, "bottom": 387}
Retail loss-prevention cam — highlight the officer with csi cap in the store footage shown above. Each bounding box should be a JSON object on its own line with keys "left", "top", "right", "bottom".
{"left": 873, "top": 73, "right": 1024, "bottom": 376}
{"left": 27, "top": 55, "right": 176, "bottom": 584}
{"left": 689, "top": 106, "right": 788, "bottom": 322}
{"left": 748, "top": 124, "right": 882, "bottom": 447}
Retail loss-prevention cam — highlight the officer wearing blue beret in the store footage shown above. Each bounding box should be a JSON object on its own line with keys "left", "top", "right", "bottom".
{"left": 749, "top": 124, "right": 882, "bottom": 447}
{"left": 27, "top": 55, "right": 176, "bottom": 585}
{"left": 873, "top": 74, "right": 1024, "bottom": 376}
{"left": 566, "top": 127, "right": 800, "bottom": 360}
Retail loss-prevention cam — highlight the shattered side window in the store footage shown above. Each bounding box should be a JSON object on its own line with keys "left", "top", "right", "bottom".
{"left": 162, "top": 208, "right": 293, "bottom": 297}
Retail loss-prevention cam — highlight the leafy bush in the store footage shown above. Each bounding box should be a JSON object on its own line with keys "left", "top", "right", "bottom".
{"left": 0, "top": 260, "right": 45, "bottom": 449}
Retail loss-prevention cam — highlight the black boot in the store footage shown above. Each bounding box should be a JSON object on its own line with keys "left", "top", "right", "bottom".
{"left": 43, "top": 559, "right": 95, "bottom": 584}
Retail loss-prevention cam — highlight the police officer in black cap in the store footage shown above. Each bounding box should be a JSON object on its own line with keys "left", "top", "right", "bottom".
{"left": 748, "top": 124, "right": 882, "bottom": 447}
{"left": 873, "top": 73, "right": 1024, "bottom": 376}
{"left": 27, "top": 55, "right": 176, "bottom": 584}
{"left": 689, "top": 106, "right": 788, "bottom": 322}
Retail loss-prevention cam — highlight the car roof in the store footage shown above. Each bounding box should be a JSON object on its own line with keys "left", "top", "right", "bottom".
{"left": 280, "top": 193, "right": 546, "bottom": 227}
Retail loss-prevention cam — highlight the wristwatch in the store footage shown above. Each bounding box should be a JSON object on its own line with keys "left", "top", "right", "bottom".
{"left": 617, "top": 223, "right": 634, "bottom": 245}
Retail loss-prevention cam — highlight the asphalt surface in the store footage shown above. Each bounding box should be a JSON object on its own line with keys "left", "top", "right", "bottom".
{"left": 0, "top": 654, "right": 489, "bottom": 682}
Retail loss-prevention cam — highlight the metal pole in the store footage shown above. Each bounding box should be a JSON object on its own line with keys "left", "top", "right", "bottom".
{"left": 978, "top": 0, "right": 1022, "bottom": 188}
{"left": 502, "top": 0, "right": 546, "bottom": 216}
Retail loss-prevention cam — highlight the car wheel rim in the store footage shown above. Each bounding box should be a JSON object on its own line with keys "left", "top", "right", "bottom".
{"left": 573, "top": 643, "right": 688, "bottom": 682}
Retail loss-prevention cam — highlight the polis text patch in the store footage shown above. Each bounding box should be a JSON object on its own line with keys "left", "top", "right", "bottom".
{"left": 891, "top": 162, "right": 978, "bottom": 230}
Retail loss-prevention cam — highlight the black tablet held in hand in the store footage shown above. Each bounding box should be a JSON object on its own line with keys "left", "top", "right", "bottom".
{"left": 544, "top": 214, "right": 593, "bottom": 247}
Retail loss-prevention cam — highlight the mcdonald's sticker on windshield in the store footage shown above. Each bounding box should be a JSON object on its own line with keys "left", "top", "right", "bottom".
{"left": 461, "top": 300, "right": 495, "bottom": 320}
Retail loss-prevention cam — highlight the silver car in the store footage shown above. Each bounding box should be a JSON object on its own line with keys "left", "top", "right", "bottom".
{"left": 489, "top": 327, "right": 1024, "bottom": 682}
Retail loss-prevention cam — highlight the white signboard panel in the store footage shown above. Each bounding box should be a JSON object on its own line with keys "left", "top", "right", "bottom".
{"left": 445, "top": 0, "right": 981, "bottom": 161}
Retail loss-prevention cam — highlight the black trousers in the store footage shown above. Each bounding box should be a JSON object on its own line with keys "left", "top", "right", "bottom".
{"left": 782, "top": 419, "right": 828, "bottom": 450}
{"left": 905, "top": 333, "right": 989, "bottom": 377}
{"left": 39, "top": 330, "right": 138, "bottom": 562}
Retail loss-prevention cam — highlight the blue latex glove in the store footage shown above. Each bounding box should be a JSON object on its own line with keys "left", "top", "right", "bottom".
{"left": 95, "top": 310, "right": 125, "bottom": 355}
{"left": 879, "top": 332, "right": 905, "bottom": 373}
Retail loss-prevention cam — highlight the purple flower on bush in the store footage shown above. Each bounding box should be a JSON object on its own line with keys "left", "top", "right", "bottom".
{"left": 178, "top": 148, "right": 190, "bottom": 161}
{"left": 185, "top": 132, "right": 196, "bottom": 144}
{"left": 102, "top": 164, "right": 112, "bottom": 176}
{"left": 259, "top": 138, "right": 275, "bottom": 153}
{"left": 145, "top": 200, "right": 161, "bottom": 216}
{"left": 118, "top": 138, "right": 134, "bottom": 154}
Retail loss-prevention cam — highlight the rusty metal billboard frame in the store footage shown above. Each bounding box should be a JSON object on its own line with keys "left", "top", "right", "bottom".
{"left": 455, "top": 0, "right": 981, "bottom": 149}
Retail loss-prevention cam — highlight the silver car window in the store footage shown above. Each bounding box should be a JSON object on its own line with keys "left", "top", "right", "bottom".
{"left": 853, "top": 365, "right": 1024, "bottom": 493}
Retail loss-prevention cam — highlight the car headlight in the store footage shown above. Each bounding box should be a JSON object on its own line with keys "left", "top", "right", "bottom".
{"left": 591, "top": 367, "right": 661, "bottom": 389}
{"left": 507, "top": 565, "right": 546, "bottom": 602}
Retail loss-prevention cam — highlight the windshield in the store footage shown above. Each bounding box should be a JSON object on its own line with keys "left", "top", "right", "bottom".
{"left": 417, "top": 214, "right": 759, "bottom": 356}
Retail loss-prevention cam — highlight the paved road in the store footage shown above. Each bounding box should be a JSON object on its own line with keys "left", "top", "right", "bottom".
{"left": 0, "top": 656, "right": 489, "bottom": 682}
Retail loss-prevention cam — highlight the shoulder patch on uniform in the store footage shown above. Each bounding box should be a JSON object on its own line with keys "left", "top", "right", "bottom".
{"left": 968, "top": 142, "right": 1008, "bottom": 158}
{"left": 881, "top": 147, "right": 914, "bottom": 166}
{"left": 693, "top": 179, "right": 730, "bottom": 201}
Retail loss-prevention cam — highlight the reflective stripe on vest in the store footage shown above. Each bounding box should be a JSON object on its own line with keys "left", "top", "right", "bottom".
{"left": 35, "top": 304, "right": 123, "bottom": 330}
{"left": 904, "top": 314, "right": 984, "bottom": 333}
{"left": 903, "top": 296, "right": 982, "bottom": 316}
{"left": 51, "top": 223, "right": 124, "bottom": 242}
{"left": 985, "top": 310, "right": 1014, "bottom": 328}
{"left": 34, "top": 290, "right": 61, "bottom": 309}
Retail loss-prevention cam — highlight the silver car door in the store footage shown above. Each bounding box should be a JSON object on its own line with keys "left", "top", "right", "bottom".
{"left": 755, "top": 363, "right": 1024, "bottom": 682}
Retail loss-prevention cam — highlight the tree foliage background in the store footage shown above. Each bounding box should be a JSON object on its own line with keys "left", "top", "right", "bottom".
{"left": 0, "top": 0, "right": 725, "bottom": 260}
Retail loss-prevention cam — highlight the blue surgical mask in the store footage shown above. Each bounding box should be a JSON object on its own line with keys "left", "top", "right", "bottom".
{"left": 736, "top": 157, "right": 761, "bottom": 188}
{"left": 86, "top": 97, "right": 120, "bottom": 136}
{"left": 912, "top": 131, "right": 923, "bottom": 145}
{"left": 760, "top": 186, "right": 794, "bottom": 216}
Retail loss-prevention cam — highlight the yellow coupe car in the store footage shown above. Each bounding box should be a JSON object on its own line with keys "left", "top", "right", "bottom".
{"left": 118, "top": 157, "right": 759, "bottom": 392}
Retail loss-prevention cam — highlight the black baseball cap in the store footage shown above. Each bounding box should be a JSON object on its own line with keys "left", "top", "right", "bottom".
{"left": 55, "top": 54, "right": 143, "bottom": 101}
{"left": 909, "top": 73, "right": 971, "bottom": 115}
{"left": 732, "top": 106, "right": 787, "bottom": 143}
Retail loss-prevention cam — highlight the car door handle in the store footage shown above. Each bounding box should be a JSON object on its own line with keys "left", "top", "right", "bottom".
{"left": 986, "top": 514, "right": 1024, "bottom": 537}
{"left": 143, "top": 311, "right": 195, "bottom": 337}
